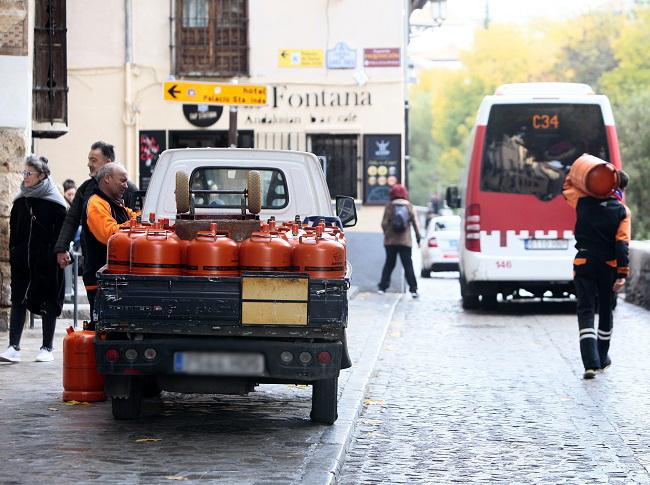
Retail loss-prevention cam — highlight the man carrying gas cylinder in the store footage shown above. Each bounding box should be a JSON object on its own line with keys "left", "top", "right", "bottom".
{"left": 563, "top": 154, "right": 631, "bottom": 380}
{"left": 84, "top": 163, "right": 137, "bottom": 321}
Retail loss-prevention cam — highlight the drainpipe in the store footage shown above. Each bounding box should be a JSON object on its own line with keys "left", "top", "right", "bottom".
{"left": 124, "top": 0, "right": 135, "bottom": 180}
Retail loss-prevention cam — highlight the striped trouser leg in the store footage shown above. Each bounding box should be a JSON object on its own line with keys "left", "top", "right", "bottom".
{"left": 596, "top": 264, "right": 616, "bottom": 366}
{"left": 574, "top": 270, "right": 601, "bottom": 370}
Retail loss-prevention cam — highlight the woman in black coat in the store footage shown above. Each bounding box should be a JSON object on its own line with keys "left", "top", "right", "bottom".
{"left": 0, "top": 156, "right": 67, "bottom": 363}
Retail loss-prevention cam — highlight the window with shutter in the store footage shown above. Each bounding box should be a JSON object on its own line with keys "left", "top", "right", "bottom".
{"left": 32, "top": 0, "right": 68, "bottom": 134}
{"left": 175, "top": 0, "right": 249, "bottom": 77}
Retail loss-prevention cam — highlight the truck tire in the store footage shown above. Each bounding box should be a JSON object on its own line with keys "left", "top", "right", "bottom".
{"left": 420, "top": 268, "right": 431, "bottom": 278}
{"left": 142, "top": 376, "right": 161, "bottom": 398}
{"left": 247, "top": 170, "right": 262, "bottom": 215}
{"left": 175, "top": 171, "right": 191, "bottom": 214}
{"left": 310, "top": 377, "right": 338, "bottom": 425}
{"left": 460, "top": 274, "right": 480, "bottom": 310}
{"left": 111, "top": 378, "right": 143, "bottom": 420}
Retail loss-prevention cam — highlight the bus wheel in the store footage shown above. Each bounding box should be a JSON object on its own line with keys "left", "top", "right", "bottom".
{"left": 460, "top": 275, "right": 480, "bottom": 310}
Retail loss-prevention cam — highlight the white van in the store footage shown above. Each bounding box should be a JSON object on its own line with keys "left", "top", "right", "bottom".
{"left": 447, "top": 83, "right": 622, "bottom": 309}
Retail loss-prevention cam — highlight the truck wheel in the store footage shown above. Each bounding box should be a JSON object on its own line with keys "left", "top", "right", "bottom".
{"left": 420, "top": 268, "right": 431, "bottom": 278}
{"left": 111, "top": 378, "right": 143, "bottom": 420}
{"left": 247, "top": 170, "right": 262, "bottom": 215}
{"left": 175, "top": 171, "right": 191, "bottom": 214}
{"left": 460, "top": 275, "right": 479, "bottom": 310}
{"left": 310, "top": 377, "right": 338, "bottom": 425}
{"left": 142, "top": 376, "right": 161, "bottom": 398}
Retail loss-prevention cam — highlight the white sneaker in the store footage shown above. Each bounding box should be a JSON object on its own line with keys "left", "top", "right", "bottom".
{"left": 35, "top": 348, "right": 54, "bottom": 362}
{"left": 411, "top": 292, "right": 419, "bottom": 299}
{"left": 0, "top": 346, "right": 22, "bottom": 363}
{"left": 377, "top": 289, "right": 385, "bottom": 295}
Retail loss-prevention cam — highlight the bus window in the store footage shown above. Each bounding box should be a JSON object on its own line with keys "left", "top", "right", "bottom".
{"left": 480, "top": 104, "right": 610, "bottom": 201}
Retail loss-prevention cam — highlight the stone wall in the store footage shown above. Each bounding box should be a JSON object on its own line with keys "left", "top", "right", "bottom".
{"left": 0, "top": 129, "right": 27, "bottom": 330}
{"left": 625, "top": 241, "right": 650, "bottom": 311}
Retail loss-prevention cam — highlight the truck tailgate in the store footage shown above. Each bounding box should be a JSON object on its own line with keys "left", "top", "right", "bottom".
{"left": 95, "top": 271, "right": 348, "bottom": 338}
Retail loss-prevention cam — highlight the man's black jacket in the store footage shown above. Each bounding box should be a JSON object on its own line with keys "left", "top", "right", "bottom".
{"left": 53, "top": 176, "right": 138, "bottom": 254}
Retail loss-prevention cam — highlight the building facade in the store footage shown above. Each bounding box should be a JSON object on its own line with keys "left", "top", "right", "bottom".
{"left": 36, "top": 0, "right": 411, "bottom": 207}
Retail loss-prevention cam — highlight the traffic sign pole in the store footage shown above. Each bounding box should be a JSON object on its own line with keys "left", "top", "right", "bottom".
{"left": 229, "top": 106, "right": 238, "bottom": 147}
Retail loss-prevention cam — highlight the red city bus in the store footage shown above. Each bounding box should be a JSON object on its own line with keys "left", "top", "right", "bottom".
{"left": 449, "top": 83, "right": 622, "bottom": 309}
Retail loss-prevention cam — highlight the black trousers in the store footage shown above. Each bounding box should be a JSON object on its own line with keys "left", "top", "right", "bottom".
{"left": 379, "top": 245, "right": 417, "bottom": 293}
{"left": 574, "top": 259, "right": 616, "bottom": 370}
{"left": 9, "top": 302, "right": 57, "bottom": 351}
{"left": 87, "top": 289, "right": 97, "bottom": 323}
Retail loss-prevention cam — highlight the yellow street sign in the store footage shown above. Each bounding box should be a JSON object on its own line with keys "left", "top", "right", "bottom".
{"left": 278, "top": 49, "right": 324, "bottom": 68}
{"left": 163, "top": 81, "right": 267, "bottom": 106}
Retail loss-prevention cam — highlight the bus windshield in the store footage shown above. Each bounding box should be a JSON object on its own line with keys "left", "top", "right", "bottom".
{"left": 480, "top": 103, "right": 610, "bottom": 201}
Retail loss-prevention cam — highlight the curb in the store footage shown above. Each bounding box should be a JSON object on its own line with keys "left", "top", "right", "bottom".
{"left": 299, "top": 293, "right": 402, "bottom": 484}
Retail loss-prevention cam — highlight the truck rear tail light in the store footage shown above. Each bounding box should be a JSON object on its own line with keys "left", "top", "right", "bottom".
{"left": 124, "top": 349, "right": 138, "bottom": 361}
{"left": 465, "top": 204, "right": 481, "bottom": 252}
{"left": 280, "top": 351, "right": 294, "bottom": 364}
{"left": 105, "top": 348, "right": 120, "bottom": 363}
{"left": 143, "top": 348, "right": 157, "bottom": 361}
{"left": 427, "top": 237, "right": 438, "bottom": 248}
{"left": 317, "top": 351, "right": 331, "bottom": 364}
{"left": 299, "top": 352, "right": 312, "bottom": 364}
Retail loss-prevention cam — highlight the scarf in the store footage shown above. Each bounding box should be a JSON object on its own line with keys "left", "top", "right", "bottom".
{"left": 14, "top": 175, "right": 67, "bottom": 209}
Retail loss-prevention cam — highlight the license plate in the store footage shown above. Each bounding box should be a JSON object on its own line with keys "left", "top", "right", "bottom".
{"left": 525, "top": 239, "right": 569, "bottom": 250}
{"left": 448, "top": 240, "right": 458, "bottom": 249}
{"left": 173, "top": 352, "right": 265, "bottom": 376}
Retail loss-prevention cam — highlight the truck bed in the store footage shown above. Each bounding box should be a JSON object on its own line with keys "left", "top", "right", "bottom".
{"left": 95, "top": 270, "right": 348, "bottom": 339}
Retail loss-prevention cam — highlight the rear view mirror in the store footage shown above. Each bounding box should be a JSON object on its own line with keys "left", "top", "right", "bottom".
{"left": 336, "top": 195, "right": 357, "bottom": 227}
{"left": 446, "top": 186, "right": 461, "bottom": 209}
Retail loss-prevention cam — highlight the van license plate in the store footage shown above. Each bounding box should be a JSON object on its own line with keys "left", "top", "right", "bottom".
{"left": 174, "top": 352, "right": 265, "bottom": 376}
{"left": 525, "top": 239, "right": 569, "bottom": 250}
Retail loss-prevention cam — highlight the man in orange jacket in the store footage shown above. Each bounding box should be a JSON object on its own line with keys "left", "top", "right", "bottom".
{"left": 83, "top": 163, "right": 137, "bottom": 321}
{"left": 563, "top": 162, "right": 631, "bottom": 379}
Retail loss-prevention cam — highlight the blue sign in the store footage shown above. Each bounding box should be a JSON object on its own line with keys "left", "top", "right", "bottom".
{"left": 326, "top": 42, "right": 357, "bottom": 69}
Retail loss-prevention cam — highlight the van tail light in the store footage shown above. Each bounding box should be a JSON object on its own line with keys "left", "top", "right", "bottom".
{"left": 465, "top": 204, "right": 481, "bottom": 252}
{"left": 428, "top": 237, "right": 438, "bottom": 248}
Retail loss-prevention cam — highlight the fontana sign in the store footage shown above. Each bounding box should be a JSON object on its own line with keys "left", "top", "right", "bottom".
{"left": 267, "top": 85, "right": 372, "bottom": 109}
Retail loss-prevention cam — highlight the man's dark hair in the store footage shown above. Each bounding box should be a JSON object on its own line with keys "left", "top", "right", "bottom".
{"left": 62, "top": 178, "right": 76, "bottom": 191}
{"left": 91, "top": 141, "right": 115, "bottom": 161}
{"left": 618, "top": 170, "right": 629, "bottom": 190}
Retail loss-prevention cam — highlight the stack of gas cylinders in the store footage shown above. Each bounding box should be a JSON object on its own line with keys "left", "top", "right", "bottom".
{"left": 106, "top": 215, "right": 347, "bottom": 279}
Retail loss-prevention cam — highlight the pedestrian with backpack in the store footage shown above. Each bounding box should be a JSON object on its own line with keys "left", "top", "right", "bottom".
{"left": 378, "top": 184, "right": 421, "bottom": 298}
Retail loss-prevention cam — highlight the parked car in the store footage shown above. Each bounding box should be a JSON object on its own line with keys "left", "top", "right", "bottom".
{"left": 420, "top": 215, "right": 461, "bottom": 277}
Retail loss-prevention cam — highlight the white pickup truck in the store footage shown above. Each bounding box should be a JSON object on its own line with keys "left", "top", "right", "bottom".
{"left": 94, "top": 148, "right": 357, "bottom": 424}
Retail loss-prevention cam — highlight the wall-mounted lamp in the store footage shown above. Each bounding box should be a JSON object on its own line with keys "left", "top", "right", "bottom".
{"left": 410, "top": 0, "right": 448, "bottom": 37}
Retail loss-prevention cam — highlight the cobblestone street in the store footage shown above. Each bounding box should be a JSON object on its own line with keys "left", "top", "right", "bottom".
{"left": 0, "top": 293, "right": 399, "bottom": 484}
{"left": 340, "top": 274, "right": 650, "bottom": 483}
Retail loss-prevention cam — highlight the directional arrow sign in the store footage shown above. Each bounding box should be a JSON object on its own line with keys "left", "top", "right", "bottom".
{"left": 162, "top": 81, "right": 267, "bottom": 106}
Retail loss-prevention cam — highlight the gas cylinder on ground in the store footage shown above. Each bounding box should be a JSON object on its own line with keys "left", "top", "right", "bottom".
{"left": 184, "top": 227, "right": 239, "bottom": 276}
{"left": 62, "top": 324, "right": 106, "bottom": 402}
{"left": 292, "top": 228, "right": 346, "bottom": 279}
{"left": 569, "top": 154, "right": 618, "bottom": 198}
{"left": 131, "top": 229, "right": 183, "bottom": 275}
{"left": 240, "top": 231, "right": 293, "bottom": 272}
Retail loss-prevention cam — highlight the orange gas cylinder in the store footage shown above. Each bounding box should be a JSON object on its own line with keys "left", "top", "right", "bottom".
{"left": 569, "top": 154, "right": 618, "bottom": 198}
{"left": 240, "top": 232, "right": 293, "bottom": 272}
{"left": 62, "top": 325, "right": 106, "bottom": 402}
{"left": 292, "top": 231, "right": 346, "bottom": 279}
{"left": 106, "top": 228, "right": 132, "bottom": 274}
{"left": 131, "top": 229, "right": 183, "bottom": 275}
{"left": 184, "top": 231, "right": 239, "bottom": 276}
